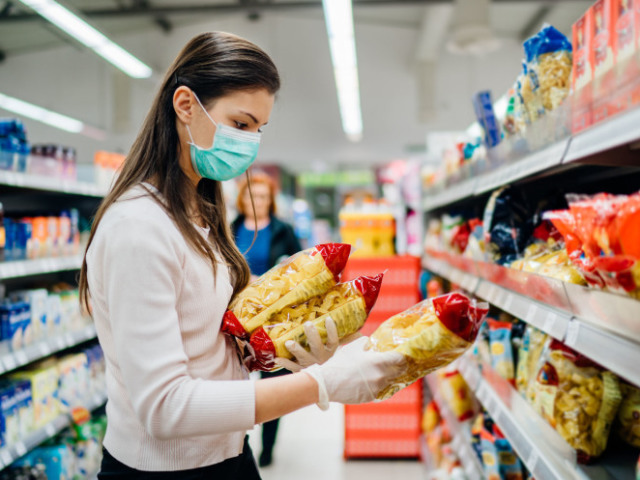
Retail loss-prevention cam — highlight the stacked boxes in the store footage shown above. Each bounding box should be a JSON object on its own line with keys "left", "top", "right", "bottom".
{"left": 342, "top": 256, "right": 423, "bottom": 458}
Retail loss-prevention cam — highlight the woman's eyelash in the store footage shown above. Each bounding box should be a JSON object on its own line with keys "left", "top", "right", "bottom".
{"left": 235, "top": 121, "right": 248, "bottom": 129}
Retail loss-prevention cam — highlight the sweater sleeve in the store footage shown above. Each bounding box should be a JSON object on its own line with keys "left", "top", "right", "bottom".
{"left": 99, "top": 216, "right": 256, "bottom": 440}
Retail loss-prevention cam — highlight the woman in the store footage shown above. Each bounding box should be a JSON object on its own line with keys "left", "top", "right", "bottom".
{"left": 231, "top": 173, "right": 301, "bottom": 467}
{"left": 79, "top": 32, "right": 404, "bottom": 479}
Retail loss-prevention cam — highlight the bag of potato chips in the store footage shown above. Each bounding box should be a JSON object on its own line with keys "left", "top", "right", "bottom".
{"left": 222, "top": 243, "right": 351, "bottom": 339}
{"left": 530, "top": 340, "right": 622, "bottom": 462}
{"left": 368, "top": 292, "right": 489, "bottom": 400}
{"left": 247, "top": 273, "right": 384, "bottom": 371}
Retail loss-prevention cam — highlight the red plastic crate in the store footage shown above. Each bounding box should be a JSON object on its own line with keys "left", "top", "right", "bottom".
{"left": 344, "top": 381, "right": 423, "bottom": 459}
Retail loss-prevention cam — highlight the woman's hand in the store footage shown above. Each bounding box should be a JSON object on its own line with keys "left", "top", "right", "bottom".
{"left": 274, "top": 318, "right": 340, "bottom": 372}
{"left": 303, "top": 336, "right": 406, "bottom": 408}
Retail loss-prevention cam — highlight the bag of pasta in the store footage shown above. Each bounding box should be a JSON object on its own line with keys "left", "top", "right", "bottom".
{"left": 521, "top": 24, "right": 573, "bottom": 118}
{"left": 617, "top": 382, "right": 640, "bottom": 448}
{"left": 247, "top": 273, "right": 384, "bottom": 371}
{"left": 367, "top": 292, "right": 489, "bottom": 400}
{"left": 222, "top": 243, "right": 351, "bottom": 339}
{"left": 530, "top": 340, "right": 622, "bottom": 462}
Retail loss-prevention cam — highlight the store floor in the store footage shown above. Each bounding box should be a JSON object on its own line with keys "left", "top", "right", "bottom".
{"left": 248, "top": 403, "right": 425, "bottom": 480}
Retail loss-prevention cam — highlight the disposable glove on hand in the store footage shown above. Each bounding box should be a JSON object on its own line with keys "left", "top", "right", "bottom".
{"left": 275, "top": 318, "right": 340, "bottom": 373}
{"left": 302, "top": 336, "right": 406, "bottom": 409}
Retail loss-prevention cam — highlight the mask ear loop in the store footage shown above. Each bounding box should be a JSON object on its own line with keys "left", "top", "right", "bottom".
{"left": 186, "top": 90, "right": 217, "bottom": 149}
{"left": 242, "top": 168, "right": 259, "bottom": 255}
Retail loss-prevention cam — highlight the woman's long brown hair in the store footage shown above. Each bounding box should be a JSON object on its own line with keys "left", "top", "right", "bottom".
{"left": 79, "top": 32, "right": 280, "bottom": 312}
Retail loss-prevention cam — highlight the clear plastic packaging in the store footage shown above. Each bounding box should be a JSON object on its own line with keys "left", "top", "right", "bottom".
{"left": 368, "top": 292, "right": 489, "bottom": 400}
{"left": 617, "top": 382, "right": 640, "bottom": 448}
{"left": 222, "top": 243, "right": 351, "bottom": 339}
{"left": 530, "top": 340, "right": 622, "bottom": 462}
{"left": 247, "top": 273, "right": 384, "bottom": 371}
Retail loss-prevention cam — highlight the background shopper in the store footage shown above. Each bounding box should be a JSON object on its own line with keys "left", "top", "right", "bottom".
{"left": 232, "top": 172, "right": 302, "bottom": 467}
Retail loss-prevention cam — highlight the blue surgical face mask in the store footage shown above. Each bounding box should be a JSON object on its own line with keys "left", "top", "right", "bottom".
{"left": 185, "top": 92, "right": 261, "bottom": 181}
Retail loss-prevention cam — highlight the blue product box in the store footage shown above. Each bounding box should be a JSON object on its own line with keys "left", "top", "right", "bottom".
{"left": 3, "top": 219, "right": 14, "bottom": 262}
{"left": 472, "top": 90, "right": 502, "bottom": 148}
{"left": 0, "top": 302, "right": 24, "bottom": 351}
{"left": 13, "top": 379, "right": 33, "bottom": 438}
{"left": 0, "top": 382, "right": 19, "bottom": 446}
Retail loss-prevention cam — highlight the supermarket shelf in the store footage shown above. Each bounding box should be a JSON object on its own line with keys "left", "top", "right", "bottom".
{"left": 474, "top": 139, "right": 569, "bottom": 195}
{"left": 0, "top": 324, "right": 96, "bottom": 375}
{"left": 0, "top": 390, "right": 107, "bottom": 470}
{"left": 564, "top": 106, "right": 640, "bottom": 163}
{"left": 0, "top": 171, "right": 106, "bottom": 198}
{"left": 422, "top": 251, "right": 640, "bottom": 387}
{"left": 422, "top": 178, "right": 476, "bottom": 211}
{"left": 0, "top": 255, "right": 83, "bottom": 280}
{"left": 455, "top": 355, "right": 602, "bottom": 480}
{"left": 425, "top": 376, "right": 483, "bottom": 480}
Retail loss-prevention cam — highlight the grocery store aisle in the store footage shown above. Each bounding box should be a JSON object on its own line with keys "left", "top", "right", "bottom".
{"left": 248, "top": 403, "right": 425, "bottom": 480}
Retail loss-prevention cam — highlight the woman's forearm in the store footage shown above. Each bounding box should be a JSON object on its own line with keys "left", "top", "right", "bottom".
{"left": 254, "top": 372, "right": 319, "bottom": 424}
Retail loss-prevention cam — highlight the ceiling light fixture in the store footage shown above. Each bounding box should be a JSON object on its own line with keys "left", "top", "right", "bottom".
{"left": 0, "top": 92, "right": 106, "bottom": 139}
{"left": 322, "top": 0, "right": 363, "bottom": 142}
{"left": 18, "top": 0, "right": 152, "bottom": 79}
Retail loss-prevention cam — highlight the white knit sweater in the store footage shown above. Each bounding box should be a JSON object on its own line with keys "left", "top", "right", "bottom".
{"left": 86, "top": 184, "right": 255, "bottom": 471}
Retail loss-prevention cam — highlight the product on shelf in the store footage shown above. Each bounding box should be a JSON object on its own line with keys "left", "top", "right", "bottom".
{"left": 438, "top": 370, "right": 475, "bottom": 421}
{"left": 29, "top": 144, "right": 77, "bottom": 181}
{"left": 613, "top": 0, "right": 640, "bottom": 112}
{"left": 592, "top": 0, "right": 617, "bottom": 123}
{"left": 338, "top": 196, "right": 396, "bottom": 258}
{"left": 515, "top": 325, "right": 549, "bottom": 399}
{"left": 222, "top": 243, "right": 350, "bottom": 337}
{"left": 472, "top": 91, "right": 502, "bottom": 148}
{"left": 530, "top": 339, "right": 622, "bottom": 462}
{"left": 368, "top": 292, "right": 489, "bottom": 400}
{"left": 422, "top": 400, "right": 441, "bottom": 434}
{"left": 573, "top": 7, "right": 595, "bottom": 131}
{"left": 94, "top": 150, "right": 125, "bottom": 191}
{"left": 521, "top": 24, "right": 573, "bottom": 122}
{"left": 487, "top": 319, "right": 517, "bottom": 386}
{"left": 247, "top": 274, "right": 383, "bottom": 371}
{"left": 0, "top": 120, "right": 29, "bottom": 173}
{"left": 510, "top": 240, "right": 587, "bottom": 285}
{"left": 8, "top": 413, "right": 107, "bottom": 480}
{"left": 545, "top": 192, "right": 640, "bottom": 297}
{"left": 617, "top": 382, "right": 640, "bottom": 447}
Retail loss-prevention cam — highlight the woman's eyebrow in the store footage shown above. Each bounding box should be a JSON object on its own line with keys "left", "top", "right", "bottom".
{"left": 239, "top": 110, "right": 268, "bottom": 126}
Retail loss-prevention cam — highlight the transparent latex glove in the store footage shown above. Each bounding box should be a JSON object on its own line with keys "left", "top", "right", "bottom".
{"left": 302, "top": 336, "right": 406, "bottom": 409}
{"left": 274, "top": 318, "right": 340, "bottom": 373}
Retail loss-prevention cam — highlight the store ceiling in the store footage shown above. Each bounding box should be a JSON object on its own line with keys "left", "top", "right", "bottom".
{"left": 0, "top": 0, "right": 591, "bottom": 56}
{"left": 0, "top": 0, "right": 594, "bottom": 171}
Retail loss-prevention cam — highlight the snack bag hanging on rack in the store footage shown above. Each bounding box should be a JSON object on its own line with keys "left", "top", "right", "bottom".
{"left": 247, "top": 273, "right": 384, "bottom": 371}
{"left": 367, "top": 292, "right": 489, "bottom": 400}
{"left": 530, "top": 340, "right": 622, "bottom": 462}
{"left": 222, "top": 243, "right": 351, "bottom": 339}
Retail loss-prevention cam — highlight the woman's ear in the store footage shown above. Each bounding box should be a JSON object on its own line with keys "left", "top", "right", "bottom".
{"left": 173, "top": 86, "right": 194, "bottom": 125}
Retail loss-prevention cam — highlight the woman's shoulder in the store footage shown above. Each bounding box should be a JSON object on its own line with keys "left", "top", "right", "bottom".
{"left": 99, "top": 184, "right": 180, "bottom": 239}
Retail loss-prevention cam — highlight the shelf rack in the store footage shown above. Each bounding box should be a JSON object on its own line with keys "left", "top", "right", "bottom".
{"left": 0, "top": 171, "right": 106, "bottom": 198}
{"left": 424, "top": 376, "right": 483, "bottom": 480}
{"left": 422, "top": 107, "right": 640, "bottom": 212}
{"left": 421, "top": 251, "right": 640, "bottom": 389}
{"left": 0, "top": 255, "right": 84, "bottom": 281}
{"left": 0, "top": 390, "right": 107, "bottom": 470}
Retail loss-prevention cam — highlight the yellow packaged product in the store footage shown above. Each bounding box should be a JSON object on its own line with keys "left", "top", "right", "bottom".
{"left": 222, "top": 243, "right": 350, "bottom": 338}
{"left": 516, "top": 325, "right": 549, "bottom": 398}
{"left": 530, "top": 340, "right": 622, "bottom": 462}
{"left": 247, "top": 274, "right": 383, "bottom": 371}
{"left": 368, "top": 292, "right": 489, "bottom": 400}
{"left": 617, "top": 382, "right": 640, "bottom": 448}
{"left": 439, "top": 370, "right": 474, "bottom": 421}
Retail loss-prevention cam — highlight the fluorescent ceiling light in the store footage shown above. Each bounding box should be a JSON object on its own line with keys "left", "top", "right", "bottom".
{"left": 0, "top": 92, "right": 105, "bottom": 139}
{"left": 322, "top": 0, "right": 363, "bottom": 142}
{"left": 18, "top": 0, "right": 152, "bottom": 79}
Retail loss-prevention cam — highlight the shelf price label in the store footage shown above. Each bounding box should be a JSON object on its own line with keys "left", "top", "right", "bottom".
{"left": 39, "top": 343, "right": 50, "bottom": 357}
{"left": 45, "top": 423, "right": 56, "bottom": 437}
{"left": 2, "top": 356, "right": 16, "bottom": 372}
{"left": 15, "top": 442, "right": 26, "bottom": 457}
{"left": 527, "top": 450, "right": 539, "bottom": 471}
{"left": 566, "top": 322, "right": 580, "bottom": 347}
{"left": 526, "top": 304, "right": 538, "bottom": 323}
{"left": 543, "top": 312, "right": 557, "bottom": 335}
{"left": 15, "top": 351, "right": 27, "bottom": 366}
{"left": 0, "top": 449, "right": 12, "bottom": 467}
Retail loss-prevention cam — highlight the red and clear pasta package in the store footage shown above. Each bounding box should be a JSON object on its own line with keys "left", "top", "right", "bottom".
{"left": 530, "top": 340, "right": 622, "bottom": 462}
{"left": 222, "top": 243, "right": 351, "bottom": 339}
{"left": 545, "top": 192, "right": 640, "bottom": 296}
{"left": 246, "top": 273, "right": 384, "bottom": 371}
{"left": 368, "top": 292, "right": 489, "bottom": 400}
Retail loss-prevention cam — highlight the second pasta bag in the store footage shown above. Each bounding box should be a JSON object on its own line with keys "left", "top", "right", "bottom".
{"left": 530, "top": 340, "right": 622, "bottom": 462}
{"left": 248, "top": 273, "right": 384, "bottom": 371}
{"left": 222, "top": 243, "right": 351, "bottom": 339}
{"left": 368, "top": 292, "right": 489, "bottom": 400}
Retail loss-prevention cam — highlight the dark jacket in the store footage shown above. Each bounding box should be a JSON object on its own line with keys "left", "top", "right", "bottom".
{"left": 231, "top": 215, "right": 302, "bottom": 269}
